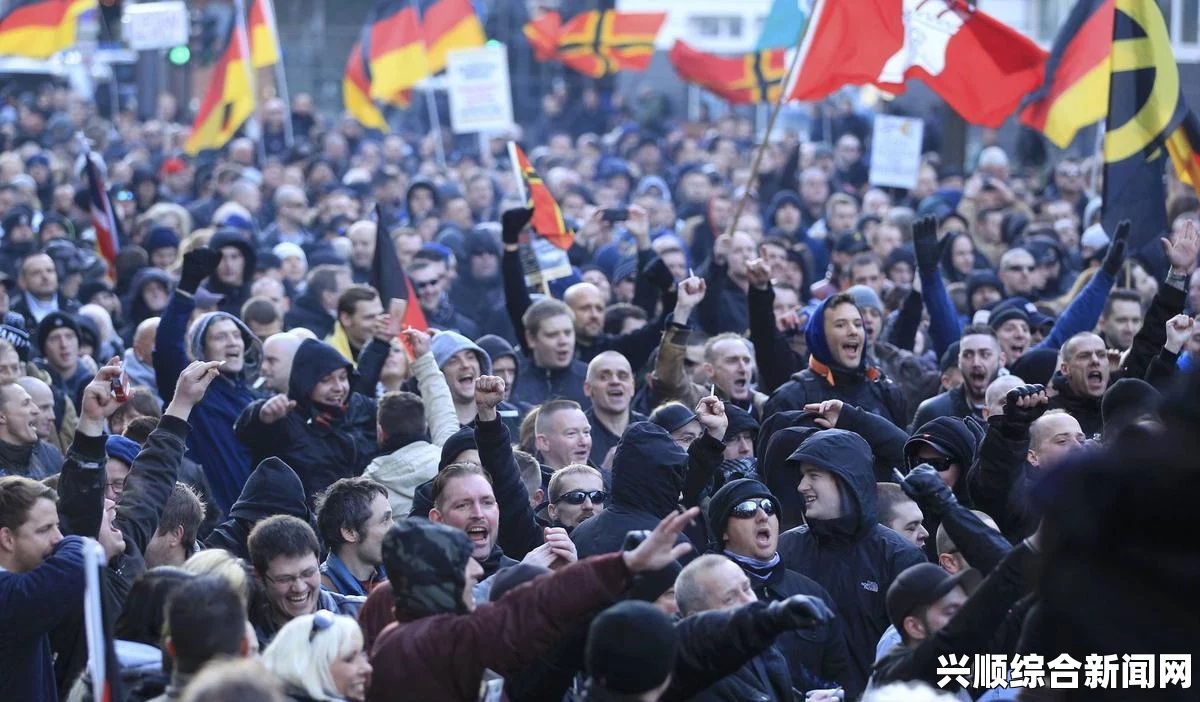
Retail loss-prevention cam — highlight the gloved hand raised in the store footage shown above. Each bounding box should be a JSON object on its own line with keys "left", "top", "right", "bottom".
{"left": 892, "top": 465, "right": 957, "bottom": 521}
{"left": 1101, "top": 220, "right": 1131, "bottom": 276}
{"left": 179, "top": 247, "right": 221, "bottom": 294}
{"left": 911, "top": 215, "right": 940, "bottom": 275}
{"left": 1003, "top": 384, "right": 1048, "bottom": 426}
{"left": 768, "top": 594, "right": 835, "bottom": 630}
{"left": 501, "top": 207, "right": 535, "bottom": 245}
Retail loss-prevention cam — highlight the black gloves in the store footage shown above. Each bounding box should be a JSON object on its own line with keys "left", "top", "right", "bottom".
{"left": 1101, "top": 220, "right": 1131, "bottom": 276}
{"left": 501, "top": 207, "right": 535, "bottom": 245}
{"left": 178, "top": 248, "right": 221, "bottom": 294}
{"left": 768, "top": 594, "right": 835, "bottom": 630}
{"left": 642, "top": 257, "right": 676, "bottom": 292}
{"left": 893, "top": 465, "right": 958, "bottom": 522}
{"left": 912, "top": 214, "right": 940, "bottom": 275}
{"left": 1003, "top": 384, "right": 1048, "bottom": 426}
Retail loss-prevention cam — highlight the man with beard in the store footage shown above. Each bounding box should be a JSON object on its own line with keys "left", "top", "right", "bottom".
{"left": 546, "top": 464, "right": 607, "bottom": 531}
{"left": 156, "top": 248, "right": 262, "bottom": 514}
{"left": 707, "top": 478, "right": 853, "bottom": 697}
{"left": 584, "top": 351, "right": 645, "bottom": 466}
{"left": 763, "top": 292, "right": 907, "bottom": 428}
{"left": 430, "top": 331, "right": 492, "bottom": 426}
{"left": 911, "top": 326, "right": 1004, "bottom": 430}
{"left": 535, "top": 400, "right": 593, "bottom": 472}
{"left": 235, "top": 339, "right": 379, "bottom": 501}
{"left": 1046, "top": 332, "right": 1109, "bottom": 437}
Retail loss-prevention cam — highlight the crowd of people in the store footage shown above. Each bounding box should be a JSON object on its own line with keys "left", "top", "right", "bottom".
{"left": 1, "top": 83, "right": 1199, "bottom": 702}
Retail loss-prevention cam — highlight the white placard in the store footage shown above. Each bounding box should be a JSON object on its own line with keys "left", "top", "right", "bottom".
{"left": 122, "top": 1, "right": 190, "bottom": 51}
{"left": 445, "top": 45, "right": 514, "bottom": 135}
{"left": 868, "top": 115, "right": 925, "bottom": 190}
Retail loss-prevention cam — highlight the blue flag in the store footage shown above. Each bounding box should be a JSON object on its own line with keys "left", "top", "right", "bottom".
{"left": 755, "top": 0, "right": 808, "bottom": 51}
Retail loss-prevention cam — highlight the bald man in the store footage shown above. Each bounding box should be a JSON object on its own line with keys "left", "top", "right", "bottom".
{"left": 112, "top": 319, "right": 157, "bottom": 405}
{"left": 258, "top": 332, "right": 302, "bottom": 394}
{"left": 583, "top": 350, "right": 646, "bottom": 466}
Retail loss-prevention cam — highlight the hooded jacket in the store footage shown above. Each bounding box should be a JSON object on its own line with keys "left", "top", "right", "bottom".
{"left": 763, "top": 295, "right": 907, "bottom": 428}
{"left": 283, "top": 290, "right": 336, "bottom": 339}
{"left": 202, "top": 457, "right": 313, "bottom": 560}
{"left": 120, "top": 267, "right": 171, "bottom": 344}
{"left": 235, "top": 340, "right": 378, "bottom": 503}
{"left": 154, "top": 292, "right": 259, "bottom": 513}
{"left": 362, "top": 352, "right": 460, "bottom": 519}
{"left": 206, "top": 229, "right": 257, "bottom": 316}
{"left": 370, "top": 519, "right": 634, "bottom": 702}
{"left": 776, "top": 429, "right": 926, "bottom": 694}
{"left": 448, "top": 227, "right": 505, "bottom": 330}
{"left": 571, "top": 422, "right": 698, "bottom": 560}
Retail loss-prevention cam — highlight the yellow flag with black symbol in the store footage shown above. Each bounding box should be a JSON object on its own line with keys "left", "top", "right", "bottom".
{"left": 1101, "top": 0, "right": 1186, "bottom": 274}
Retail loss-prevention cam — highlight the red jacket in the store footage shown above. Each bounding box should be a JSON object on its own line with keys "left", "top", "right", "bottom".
{"left": 367, "top": 553, "right": 631, "bottom": 702}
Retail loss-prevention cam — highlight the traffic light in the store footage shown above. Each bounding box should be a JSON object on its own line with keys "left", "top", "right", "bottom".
{"left": 168, "top": 46, "right": 191, "bottom": 65}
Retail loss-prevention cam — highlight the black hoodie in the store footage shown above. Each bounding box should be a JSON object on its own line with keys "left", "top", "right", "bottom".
{"left": 448, "top": 228, "right": 505, "bottom": 330}
{"left": 235, "top": 340, "right": 378, "bottom": 503}
{"left": 206, "top": 229, "right": 258, "bottom": 316}
{"left": 776, "top": 429, "right": 925, "bottom": 694}
{"left": 203, "top": 456, "right": 313, "bottom": 560}
{"left": 571, "top": 422, "right": 694, "bottom": 560}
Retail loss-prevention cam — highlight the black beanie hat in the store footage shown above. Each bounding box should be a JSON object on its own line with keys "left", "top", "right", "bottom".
{"left": 586, "top": 601, "right": 678, "bottom": 695}
{"left": 628, "top": 560, "right": 682, "bottom": 604}
{"left": 723, "top": 404, "right": 760, "bottom": 439}
{"left": 706, "top": 478, "right": 780, "bottom": 550}
{"left": 439, "top": 426, "right": 478, "bottom": 470}
{"left": 36, "top": 311, "right": 80, "bottom": 352}
{"left": 1101, "top": 377, "right": 1160, "bottom": 435}
{"left": 905, "top": 416, "right": 984, "bottom": 471}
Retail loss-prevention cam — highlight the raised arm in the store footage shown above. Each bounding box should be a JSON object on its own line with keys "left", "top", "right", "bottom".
{"left": 233, "top": 394, "right": 291, "bottom": 454}
{"left": 475, "top": 375, "right": 542, "bottom": 560}
{"left": 895, "top": 465, "right": 1012, "bottom": 576}
{"left": 406, "top": 329, "right": 459, "bottom": 444}
{"left": 682, "top": 396, "right": 728, "bottom": 507}
{"left": 1120, "top": 222, "right": 1197, "bottom": 380}
{"left": 652, "top": 277, "right": 706, "bottom": 407}
{"left": 912, "top": 216, "right": 962, "bottom": 357}
{"left": 58, "top": 359, "right": 131, "bottom": 539}
{"left": 746, "top": 260, "right": 803, "bottom": 394}
{"left": 154, "top": 248, "right": 220, "bottom": 402}
{"left": 501, "top": 207, "right": 535, "bottom": 352}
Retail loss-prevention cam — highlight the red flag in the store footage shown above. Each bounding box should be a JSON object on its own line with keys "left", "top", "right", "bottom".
{"left": 83, "top": 151, "right": 120, "bottom": 277}
{"left": 523, "top": 10, "right": 664, "bottom": 78}
{"left": 371, "top": 205, "right": 427, "bottom": 331}
{"left": 787, "top": 0, "right": 1047, "bottom": 128}
{"left": 509, "top": 143, "right": 573, "bottom": 251}
{"left": 668, "top": 40, "right": 787, "bottom": 105}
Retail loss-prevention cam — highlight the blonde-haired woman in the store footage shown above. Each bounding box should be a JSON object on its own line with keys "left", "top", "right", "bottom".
{"left": 260, "top": 611, "right": 372, "bottom": 702}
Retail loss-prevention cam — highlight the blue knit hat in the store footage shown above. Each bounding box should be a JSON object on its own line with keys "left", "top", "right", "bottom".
{"left": 105, "top": 435, "right": 141, "bottom": 467}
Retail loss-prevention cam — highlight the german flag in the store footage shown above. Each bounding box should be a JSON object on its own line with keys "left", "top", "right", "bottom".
{"left": 1101, "top": 0, "right": 1188, "bottom": 271}
{"left": 509, "top": 142, "right": 573, "bottom": 251}
{"left": 185, "top": 24, "right": 255, "bottom": 155}
{"left": 668, "top": 40, "right": 786, "bottom": 105}
{"left": 372, "top": 204, "right": 427, "bottom": 331}
{"left": 1167, "top": 111, "right": 1200, "bottom": 197}
{"left": 363, "top": 1, "right": 429, "bottom": 101}
{"left": 343, "top": 41, "right": 390, "bottom": 131}
{"left": 527, "top": 10, "right": 665, "bottom": 78}
{"left": 416, "top": 0, "right": 485, "bottom": 74}
{"left": 0, "top": 0, "right": 94, "bottom": 59}
{"left": 248, "top": 0, "right": 281, "bottom": 69}
{"left": 1019, "top": 0, "right": 1113, "bottom": 148}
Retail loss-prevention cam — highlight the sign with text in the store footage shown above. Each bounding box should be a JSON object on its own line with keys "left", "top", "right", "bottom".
{"left": 445, "top": 45, "right": 514, "bottom": 135}
{"left": 122, "top": 1, "right": 190, "bottom": 51}
{"left": 869, "top": 115, "right": 925, "bottom": 190}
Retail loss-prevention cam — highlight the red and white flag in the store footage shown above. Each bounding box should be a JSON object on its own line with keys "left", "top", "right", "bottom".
{"left": 786, "top": 0, "right": 1047, "bottom": 128}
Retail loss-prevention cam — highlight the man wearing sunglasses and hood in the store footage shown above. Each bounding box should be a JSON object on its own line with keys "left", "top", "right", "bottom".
{"left": 708, "top": 478, "right": 854, "bottom": 698}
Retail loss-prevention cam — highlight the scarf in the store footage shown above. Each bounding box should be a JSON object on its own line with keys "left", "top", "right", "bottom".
{"left": 724, "top": 550, "right": 781, "bottom": 586}
{"left": 0, "top": 438, "right": 36, "bottom": 476}
{"left": 309, "top": 400, "right": 348, "bottom": 429}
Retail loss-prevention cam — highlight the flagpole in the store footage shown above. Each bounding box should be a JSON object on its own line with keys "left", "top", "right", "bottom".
{"left": 263, "top": 0, "right": 294, "bottom": 148}
{"left": 723, "top": 39, "right": 808, "bottom": 238}
{"left": 233, "top": 0, "right": 266, "bottom": 163}
{"left": 1098, "top": 0, "right": 1118, "bottom": 235}
{"left": 425, "top": 86, "right": 447, "bottom": 168}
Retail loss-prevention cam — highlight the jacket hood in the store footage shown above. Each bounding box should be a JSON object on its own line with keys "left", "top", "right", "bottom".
{"left": 208, "top": 229, "right": 257, "bottom": 284}
{"left": 611, "top": 422, "right": 688, "bottom": 518}
{"left": 905, "top": 416, "right": 985, "bottom": 471}
{"left": 288, "top": 339, "right": 353, "bottom": 406}
{"left": 228, "top": 457, "right": 311, "bottom": 523}
{"left": 187, "top": 311, "right": 262, "bottom": 375}
{"left": 787, "top": 429, "right": 877, "bottom": 538}
{"left": 760, "top": 423, "right": 822, "bottom": 531}
{"left": 805, "top": 295, "right": 866, "bottom": 372}
{"left": 765, "top": 189, "right": 803, "bottom": 228}
{"left": 430, "top": 331, "right": 492, "bottom": 375}
{"left": 475, "top": 334, "right": 518, "bottom": 388}
{"left": 125, "top": 267, "right": 172, "bottom": 323}
{"left": 383, "top": 518, "right": 473, "bottom": 620}
{"left": 405, "top": 178, "right": 440, "bottom": 212}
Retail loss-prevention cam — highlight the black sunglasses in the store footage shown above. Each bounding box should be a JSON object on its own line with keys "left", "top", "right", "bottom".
{"left": 730, "top": 498, "right": 776, "bottom": 519}
{"left": 309, "top": 609, "right": 335, "bottom": 642}
{"left": 922, "top": 456, "right": 956, "bottom": 473}
{"left": 554, "top": 490, "right": 608, "bottom": 506}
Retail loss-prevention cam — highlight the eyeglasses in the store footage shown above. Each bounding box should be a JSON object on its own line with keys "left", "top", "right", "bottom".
{"left": 730, "top": 498, "right": 776, "bottom": 519}
{"left": 553, "top": 490, "right": 608, "bottom": 506}
{"left": 1004, "top": 265, "right": 1034, "bottom": 273}
{"left": 263, "top": 566, "right": 319, "bottom": 587}
{"left": 309, "top": 610, "right": 335, "bottom": 642}
{"left": 922, "top": 456, "right": 956, "bottom": 473}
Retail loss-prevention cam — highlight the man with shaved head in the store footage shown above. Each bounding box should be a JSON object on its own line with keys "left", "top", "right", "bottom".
{"left": 259, "top": 332, "right": 303, "bottom": 394}
{"left": 583, "top": 350, "right": 646, "bottom": 466}
{"left": 124, "top": 317, "right": 161, "bottom": 402}
{"left": 1046, "top": 332, "right": 1108, "bottom": 437}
